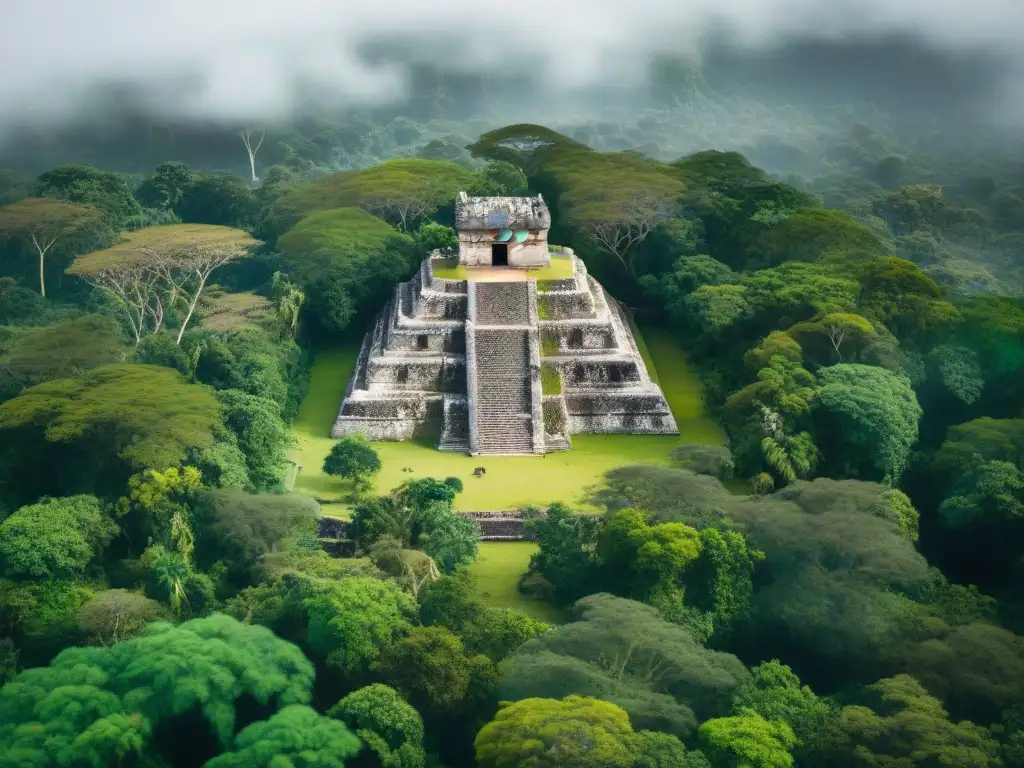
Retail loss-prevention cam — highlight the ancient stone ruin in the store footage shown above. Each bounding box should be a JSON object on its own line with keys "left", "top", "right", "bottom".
{"left": 331, "top": 194, "right": 678, "bottom": 455}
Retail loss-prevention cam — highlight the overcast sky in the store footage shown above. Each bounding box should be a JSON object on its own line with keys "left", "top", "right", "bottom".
{"left": 2, "top": 0, "right": 1023, "bottom": 131}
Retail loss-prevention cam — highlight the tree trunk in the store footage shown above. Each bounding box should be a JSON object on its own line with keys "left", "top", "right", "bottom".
{"left": 175, "top": 273, "right": 208, "bottom": 344}
{"left": 31, "top": 233, "right": 49, "bottom": 298}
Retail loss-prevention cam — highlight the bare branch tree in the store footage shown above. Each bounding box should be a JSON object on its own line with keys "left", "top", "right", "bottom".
{"left": 77, "top": 262, "right": 161, "bottom": 345}
{"left": 68, "top": 224, "right": 259, "bottom": 344}
{"left": 577, "top": 191, "right": 677, "bottom": 277}
{"left": 240, "top": 128, "right": 266, "bottom": 184}
{"left": 0, "top": 198, "right": 102, "bottom": 297}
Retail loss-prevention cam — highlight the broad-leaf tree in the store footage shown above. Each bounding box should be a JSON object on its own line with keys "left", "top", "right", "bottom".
{"left": 205, "top": 704, "right": 362, "bottom": 768}
{"left": 328, "top": 683, "right": 427, "bottom": 768}
{"left": 475, "top": 695, "right": 641, "bottom": 768}
{"left": 0, "top": 495, "right": 117, "bottom": 580}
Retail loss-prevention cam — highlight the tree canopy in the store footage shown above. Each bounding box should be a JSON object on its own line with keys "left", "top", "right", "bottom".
{"left": 0, "top": 363, "right": 220, "bottom": 472}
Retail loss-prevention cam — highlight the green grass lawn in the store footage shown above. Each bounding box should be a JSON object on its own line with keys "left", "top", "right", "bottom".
{"left": 290, "top": 322, "right": 723, "bottom": 514}
{"left": 430, "top": 254, "right": 574, "bottom": 281}
{"left": 290, "top": 323, "right": 726, "bottom": 619}
{"left": 468, "top": 542, "right": 564, "bottom": 623}
{"left": 289, "top": 341, "right": 363, "bottom": 519}
{"left": 637, "top": 325, "right": 728, "bottom": 446}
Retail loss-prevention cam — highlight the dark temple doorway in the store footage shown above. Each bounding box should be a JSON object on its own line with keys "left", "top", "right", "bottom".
{"left": 491, "top": 243, "right": 508, "bottom": 266}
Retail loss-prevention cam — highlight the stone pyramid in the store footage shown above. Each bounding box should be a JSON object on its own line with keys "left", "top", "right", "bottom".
{"left": 332, "top": 248, "right": 678, "bottom": 455}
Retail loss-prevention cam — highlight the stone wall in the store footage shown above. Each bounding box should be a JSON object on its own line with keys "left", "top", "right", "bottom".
{"left": 458, "top": 230, "right": 550, "bottom": 267}
{"left": 367, "top": 357, "right": 465, "bottom": 393}
{"left": 316, "top": 510, "right": 541, "bottom": 541}
{"left": 561, "top": 359, "right": 643, "bottom": 388}
{"left": 457, "top": 233, "right": 493, "bottom": 266}
{"left": 538, "top": 291, "right": 595, "bottom": 320}
{"left": 541, "top": 324, "right": 616, "bottom": 353}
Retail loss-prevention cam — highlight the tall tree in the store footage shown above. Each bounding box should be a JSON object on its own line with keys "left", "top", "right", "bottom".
{"left": 0, "top": 197, "right": 102, "bottom": 296}
{"left": 240, "top": 128, "right": 266, "bottom": 183}
{"left": 68, "top": 224, "right": 259, "bottom": 343}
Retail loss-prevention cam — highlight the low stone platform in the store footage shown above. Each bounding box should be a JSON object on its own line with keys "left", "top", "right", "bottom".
{"left": 318, "top": 510, "right": 536, "bottom": 541}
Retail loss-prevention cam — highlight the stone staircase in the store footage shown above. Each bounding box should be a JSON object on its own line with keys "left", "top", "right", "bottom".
{"left": 469, "top": 282, "right": 540, "bottom": 455}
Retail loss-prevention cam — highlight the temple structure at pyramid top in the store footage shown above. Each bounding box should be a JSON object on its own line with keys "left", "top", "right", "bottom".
{"left": 331, "top": 193, "right": 679, "bottom": 456}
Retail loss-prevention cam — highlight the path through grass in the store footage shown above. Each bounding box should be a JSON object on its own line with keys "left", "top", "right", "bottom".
{"left": 468, "top": 542, "right": 564, "bottom": 623}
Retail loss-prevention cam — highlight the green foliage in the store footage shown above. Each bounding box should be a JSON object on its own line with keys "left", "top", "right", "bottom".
{"left": 277, "top": 207, "right": 415, "bottom": 334}
{"left": 754, "top": 208, "right": 880, "bottom": 267}
{"left": 373, "top": 625, "right": 499, "bottom": 716}
{"left": 0, "top": 197, "right": 106, "bottom": 296}
{"left": 0, "top": 495, "right": 116, "bottom": 580}
{"left": 814, "top": 363, "right": 922, "bottom": 481}
{"left": 597, "top": 507, "right": 701, "bottom": 599}
{"left": 176, "top": 172, "right": 259, "bottom": 229}
{"left": 0, "top": 314, "right": 125, "bottom": 401}
{"left": 216, "top": 388, "right": 291, "bottom": 488}
{"left": 823, "top": 675, "right": 1002, "bottom": 767}
{"left": 133, "top": 161, "right": 194, "bottom": 210}
{"left": 683, "top": 283, "right": 752, "bottom": 335}
{"left": 350, "top": 477, "right": 465, "bottom": 554}
{"left": 194, "top": 489, "right": 319, "bottom": 581}
{"left": 413, "top": 220, "right": 458, "bottom": 253}
{"left": 329, "top": 683, "right": 426, "bottom": 768}
{"left": 75, "top": 589, "right": 164, "bottom": 646}
{"left": 592, "top": 468, "right": 939, "bottom": 688}
{"left": 34, "top": 164, "right": 141, "bottom": 226}
{"left": 645, "top": 255, "right": 737, "bottom": 317}
{"left": 276, "top": 159, "right": 473, "bottom": 232}
{"left": 205, "top": 705, "right": 361, "bottom": 768}
{"left": 927, "top": 344, "right": 984, "bottom": 405}
{"left": 467, "top": 161, "right": 530, "bottom": 196}
{"left": 306, "top": 576, "right": 416, "bottom": 675}
{"left": 0, "top": 277, "right": 47, "bottom": 324}
{"left": 524, "top": 502, "right": 602, "bottom": 605}
{"left": 324, "top": 434, "right": 382, "bottom": 490}
{"left": 732, "top": 660, "right": 833, "bottom": 752}
{"left": 670, "top": 445, "right": 734, "bottom": 479}
{"left": 142, "top": 544, "right": 216, "bottom": 619}
{"left": 0, "top": 578, "right": 95, "bottom": 668}
{"left": 420, "top": 570, "right": 549, "bottom": 661}
{"left": 698, "top": 710, "right": 796, "bottom": 768}
{"left": 419, "top": 509, "right": 479, "bottom": 573}
{"left": 500, "top": 594, "right": 749, "bottom": 737}
{"left": 905, "top": 622, "right": 1024, "bottom": 723}
{"left": 0, "top": 613, "right": 314, "bottom": 766}
{"left": 0, "top": 363, "right": 220, "bottom": 471}
{"left": 475, "top": 695, "right": 639, "bottom": 768}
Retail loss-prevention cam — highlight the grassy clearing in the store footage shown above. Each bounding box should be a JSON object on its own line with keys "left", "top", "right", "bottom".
{"left": 638, "top": 324, "right": 728, "bottom": 447}
{"left": 289, "top": 340, "right": 363, "bottom": 518}
{"left": 469, "top": 542, "right": 564, "bottom": 623}
{"left": 431, "top": 254, "right": 574, "bottom": 281}
{"left": 290, "top": 323, "right": 724, "bottom": 513}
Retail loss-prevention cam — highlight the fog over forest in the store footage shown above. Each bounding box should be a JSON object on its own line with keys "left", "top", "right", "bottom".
{"left": 2, "top": 0, "right": 1024, "bottom": 172}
